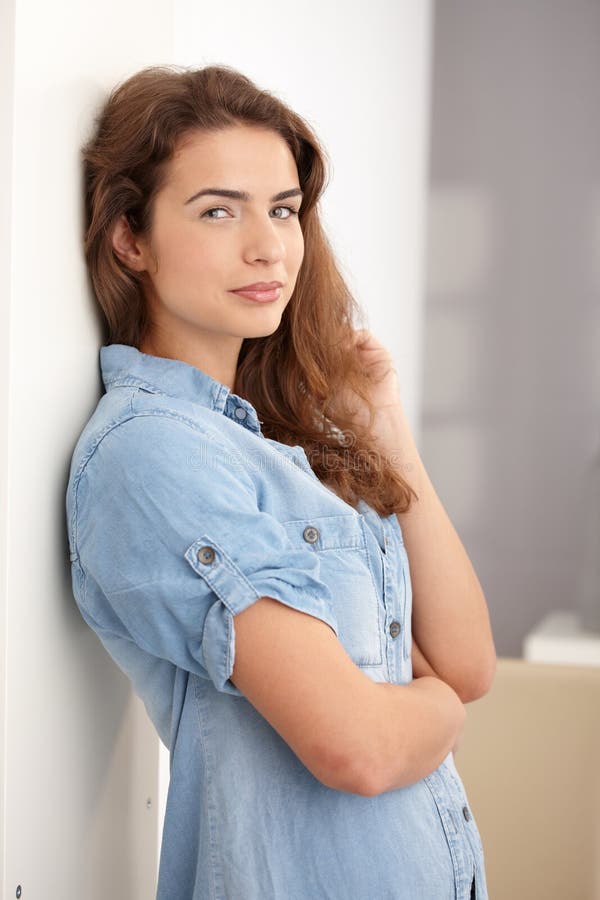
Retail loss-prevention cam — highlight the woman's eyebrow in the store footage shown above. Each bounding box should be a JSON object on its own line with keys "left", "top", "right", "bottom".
{"left": 184, "top": 187, "right": 303, "bottom": 205}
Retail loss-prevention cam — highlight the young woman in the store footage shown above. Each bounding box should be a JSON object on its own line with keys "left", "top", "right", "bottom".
{"left": 66, "top": 63, "right": 496, "bottom": 899}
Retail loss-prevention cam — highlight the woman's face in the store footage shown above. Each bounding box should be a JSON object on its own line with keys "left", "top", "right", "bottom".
{"left": 116, "top": 124, "right": 305, "bottom": 361}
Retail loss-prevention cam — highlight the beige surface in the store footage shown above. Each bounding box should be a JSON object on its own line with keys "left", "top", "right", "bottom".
{"left": 454, "top": 657, "right": 600, "bottom": 900}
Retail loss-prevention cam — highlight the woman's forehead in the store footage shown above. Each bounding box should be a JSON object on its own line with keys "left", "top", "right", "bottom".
{"left": 165, "top": 127, "right": 299, "bottom": 197}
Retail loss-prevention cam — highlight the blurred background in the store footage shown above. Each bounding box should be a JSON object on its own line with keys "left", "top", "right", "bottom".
{"left": 0, "top": 1, "right": 598, "bottom": 898}
{"left": 423, "top": 1, "right": 600, "bottom": 659}
{"left": 424, "top": 8, "right": 600, "bottom": 897}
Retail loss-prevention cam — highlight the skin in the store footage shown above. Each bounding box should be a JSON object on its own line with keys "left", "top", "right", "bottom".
{"left": 110, "top": 123, "right": 305, "bottom": 390}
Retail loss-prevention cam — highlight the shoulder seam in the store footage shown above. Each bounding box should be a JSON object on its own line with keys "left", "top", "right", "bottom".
{"left": 70, "top": 402, "right": 231, "bottom": 559}
{"left": 73, "top": 405, "right": 213, "bottom": 482}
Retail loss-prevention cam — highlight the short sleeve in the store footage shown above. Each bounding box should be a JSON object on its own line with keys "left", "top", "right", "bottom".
{"left": 73, "top": 413, "right": 340, "bottom": 697}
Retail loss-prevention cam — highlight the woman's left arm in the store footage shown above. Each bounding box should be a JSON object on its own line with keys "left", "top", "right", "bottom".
{"left": 336, "top": 329, "right": 497, "bottom": 704}
{"left": 382, "top": 404, "right": 497, "bottom": 703}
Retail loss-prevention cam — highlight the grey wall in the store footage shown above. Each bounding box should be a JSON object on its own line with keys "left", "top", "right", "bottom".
{"left": 421, "top": 1, "right": 600, "bottom": 658}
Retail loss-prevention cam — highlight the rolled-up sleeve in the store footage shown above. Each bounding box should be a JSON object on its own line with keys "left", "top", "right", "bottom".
{"left": 72, "top": 413, "right": 339, "bottom": 696}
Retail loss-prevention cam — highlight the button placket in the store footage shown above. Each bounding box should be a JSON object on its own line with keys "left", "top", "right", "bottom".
{"left": 423, "top": 767, "right": 478, "bottom": 898}
{"left": 379, "top": 528, "right": 402, "bottom": 683}
{"left": 380, "top": 526, "right": 407, "bottom": 683}
{"left": 389, "top": 620, "right": 401, "bottom": 639}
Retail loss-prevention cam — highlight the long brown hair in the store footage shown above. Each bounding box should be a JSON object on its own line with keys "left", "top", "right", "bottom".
{"left": 82, "top": 64, "right": 418, "bottom": 515}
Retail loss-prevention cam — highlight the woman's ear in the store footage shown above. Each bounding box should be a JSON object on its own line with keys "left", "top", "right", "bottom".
{"left": 110, "top": 214, "right": 148, "bottom": 272}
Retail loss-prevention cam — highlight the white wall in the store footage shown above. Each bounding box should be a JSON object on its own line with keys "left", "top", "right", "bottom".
{"left": 1, "top": 2, "right": 173, "bottom": 898}
{"left": 1, "top": 1, "right": 432, "bottom": 895}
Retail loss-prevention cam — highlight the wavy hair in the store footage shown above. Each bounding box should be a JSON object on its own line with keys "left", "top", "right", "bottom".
{"left": 81, "top": 63, "right": 418, "bottom": 515}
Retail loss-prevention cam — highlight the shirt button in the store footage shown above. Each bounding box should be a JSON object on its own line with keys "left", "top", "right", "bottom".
{"left": 197, "top": 546, "right": 216, "bottom": 565}
{"left": 389, "top": 621, "right": 401, "bottom": 638}
{"left": 303, "top": 526, "right": 320, "bottom": 543}
{"left": 463, "top": 806, "right": 471, "bottom": 821}
{"left": 234, "top": 406, "right": 247, "bottom": 420}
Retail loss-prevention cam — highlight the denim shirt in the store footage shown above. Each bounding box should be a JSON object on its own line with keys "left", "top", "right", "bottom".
{"left": 65, "top": 343, "right": 488, "bottom": 900}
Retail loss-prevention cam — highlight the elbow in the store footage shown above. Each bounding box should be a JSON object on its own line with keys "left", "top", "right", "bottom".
{"left": 339, "top": 767, "right": 381, "bottom": 798}
{"left": 456, "top": 651, "right": 497, "bottom": 704}
{"left": 316, "top": 743, "right": 381, "bottom": 797}
{"left": 336, "top": 744, "right": 394, "bottom": 798}
{"left": 353, "top": 756, "right": 384, "bottom": 798}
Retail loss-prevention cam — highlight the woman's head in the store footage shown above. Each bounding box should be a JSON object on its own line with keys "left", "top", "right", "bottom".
{"left": 110, "top": 123, "right": 306, "bottom": 384}
{"left": 83, "top": 64, "right": 325, "bottom": 351}
{"left": 82, "top": 64, "right": 417, "bottom": 514}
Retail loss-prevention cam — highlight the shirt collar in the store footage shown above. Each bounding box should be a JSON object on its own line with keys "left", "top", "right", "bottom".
{"left": 99, "top": 343, "right": 264, "bottom": 436}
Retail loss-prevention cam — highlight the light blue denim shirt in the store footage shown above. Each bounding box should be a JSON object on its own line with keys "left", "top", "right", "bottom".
{"left": 65, "top": 343, "right": 488, "bottom": 900}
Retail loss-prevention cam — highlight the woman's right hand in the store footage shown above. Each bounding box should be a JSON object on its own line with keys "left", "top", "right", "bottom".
{"left": 410, "top": 636, "right": 467, "bottom": 758}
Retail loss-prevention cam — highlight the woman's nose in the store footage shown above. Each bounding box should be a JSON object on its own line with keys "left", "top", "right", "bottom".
{"left": 242, "top": 215, "right": 286, "bottom": 263}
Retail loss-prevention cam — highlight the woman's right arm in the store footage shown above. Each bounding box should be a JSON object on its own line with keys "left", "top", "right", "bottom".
{"left": 231, "top": 598, "right": 466, "bottom": 797}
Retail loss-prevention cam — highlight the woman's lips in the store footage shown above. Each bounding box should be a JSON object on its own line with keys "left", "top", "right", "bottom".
{"left": 230, "top": 287, "right": 282, "bottom": 302}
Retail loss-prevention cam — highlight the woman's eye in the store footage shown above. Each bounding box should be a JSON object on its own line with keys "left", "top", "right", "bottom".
{"left": 201, "top": 206, "right": 299, "bottom": 220}
{"left": 201, "top": 207, "right": 229, "bottom": 220}
{"left": 272, "top": 206, "right": 300, "bottom": 219}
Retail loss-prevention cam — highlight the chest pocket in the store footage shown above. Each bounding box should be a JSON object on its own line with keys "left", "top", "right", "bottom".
{"left": 282, "top": 513, "right": 383, "bottom": 668}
